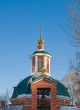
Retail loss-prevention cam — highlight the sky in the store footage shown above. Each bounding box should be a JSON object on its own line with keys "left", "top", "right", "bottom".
{"left": 0, "top": 0, "right": 79, "bottom": 96}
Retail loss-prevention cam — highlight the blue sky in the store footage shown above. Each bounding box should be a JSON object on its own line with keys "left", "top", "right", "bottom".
{"left": 0, "top": 0, "right": 79, "bottom": 96}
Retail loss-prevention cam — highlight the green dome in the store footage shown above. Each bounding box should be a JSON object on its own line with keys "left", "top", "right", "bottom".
{"left": 32, "top": 50, "right": 50, "bottom": 55}
{"left": 11, "top": 75, "right": 70, "bottom": 99}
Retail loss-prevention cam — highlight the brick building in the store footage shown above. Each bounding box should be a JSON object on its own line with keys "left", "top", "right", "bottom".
{"left": 0, "top": 31, "right": 80, "bottom": 110}
{"left": 11, "top": 32, "right": 71, "bottom": 110}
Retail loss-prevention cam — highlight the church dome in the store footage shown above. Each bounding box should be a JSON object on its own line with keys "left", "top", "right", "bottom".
{"left": 11, "top": 75, "right": 70, "bottom": 99}
{"left": 32, "top": 50, "right": 50, "bottom": 55}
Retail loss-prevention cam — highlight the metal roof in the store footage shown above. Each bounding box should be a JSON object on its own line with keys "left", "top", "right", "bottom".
{"left": 11, "top": 75, "right": 70, "bottom": 99}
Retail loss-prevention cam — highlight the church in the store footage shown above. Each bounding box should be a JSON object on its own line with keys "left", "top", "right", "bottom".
{"left": 0, "top": 31, "right": 80, "bottom": 110}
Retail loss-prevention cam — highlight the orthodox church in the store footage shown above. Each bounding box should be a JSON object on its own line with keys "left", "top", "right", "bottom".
{"left": 0, "top": 31, "right": 80, "bottom": 110}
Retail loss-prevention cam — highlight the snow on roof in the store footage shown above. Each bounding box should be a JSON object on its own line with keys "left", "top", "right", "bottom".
{"left": 0, "top": 104, "right": 23, "bottom": 110}
{"left": 60, "top": 106, "right": 80, "bottom": 110}
{"left": 57, "top": 95, "right": 70, "bottom": 99}
{"left": 17, "top": 94, "right": 32, "bottom": 98}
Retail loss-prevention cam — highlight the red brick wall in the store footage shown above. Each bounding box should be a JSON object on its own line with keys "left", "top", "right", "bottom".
{"left": 11, "top": 98, "right": 31, "bottom": 105}
{"left": 31, "top": 78, "right": 58, "bottom": 110}
{"left": 57, "top": 98, "right": 71, "bottom": 106}
{"left": 24, "top": 105, "right": 32, "bottom": 110}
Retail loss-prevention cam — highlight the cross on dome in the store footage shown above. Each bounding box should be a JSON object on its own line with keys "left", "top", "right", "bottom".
{"left": 38, "top": 27, "right": 44, "bottom": 50}
{"left": 40, "top": 27, "right": 42, "bottom": 40}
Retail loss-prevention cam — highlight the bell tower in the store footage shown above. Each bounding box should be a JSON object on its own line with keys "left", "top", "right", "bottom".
{"left": 32, "top": 29, "right": 52, "bottom": 76}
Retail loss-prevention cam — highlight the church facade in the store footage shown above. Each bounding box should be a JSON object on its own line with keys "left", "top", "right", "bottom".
{"left": 0, "top": 32, "right": 80, "bottom": 110}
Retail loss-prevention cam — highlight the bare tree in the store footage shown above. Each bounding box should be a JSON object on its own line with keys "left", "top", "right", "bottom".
{"left": 62, "top": 52, "right": 80, "bottom": 105}
{"left": 63, "top": 0, "right": 80, "bottom": 47}
{"left": 0, "top": 89, "right": 10, "bottom": 106}
{"left": 62, "top": 0, "right": 80, "bottom": 106}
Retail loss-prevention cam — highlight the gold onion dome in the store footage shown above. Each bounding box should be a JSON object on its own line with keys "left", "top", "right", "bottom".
{"left": 38, "top": 39, "right": 44, "bottom": 45}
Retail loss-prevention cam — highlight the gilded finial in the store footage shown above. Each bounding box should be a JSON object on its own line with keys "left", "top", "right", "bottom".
{"left": 38, "top": 27, "right": 44, "bottom": 45}
{"left": 38, "top": 27, "right": 44, "bottom": 50}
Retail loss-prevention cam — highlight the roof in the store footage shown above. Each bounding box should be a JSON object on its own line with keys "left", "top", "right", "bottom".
{"left": 60, "top": 106, "right": 80, "bottom": 110}
{"left": 11, "top": 75, "right": 70, "bottom": 99}
{"left": 32, "top": 50, "right": 50, "bottom": 55}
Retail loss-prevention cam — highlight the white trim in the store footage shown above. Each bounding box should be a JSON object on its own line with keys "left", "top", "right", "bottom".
{"left": 44, "top": 56, "right": 47, "bottom": 71}
{"left": 38, "top": 49, "right": 44, "bottom": 51}
{"left": 33, "top": 77, "right": 53, "bottom": 84}
{"left": 35, "top": 56, "right": 38, "bottom": 73}
{"left": 33, "top": 79, "right": 43, "bottom": 83}
{"left": 49, "top": 57, "right": 51, "bottom": 74}
{"left": 32, "top": 53, "right": 52, "bottom": 57}
{"left": 46, "top": 73, "right": 50, "bottom": 76}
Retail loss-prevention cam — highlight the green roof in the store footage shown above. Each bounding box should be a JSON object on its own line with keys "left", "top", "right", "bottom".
{"left": 11, "top": 75, "right": 70, "bottom": 99}
{"left": 32, "top": 50, "right": 50, "bottom": 55}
